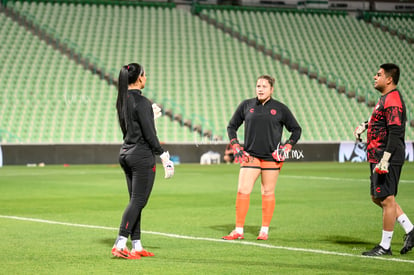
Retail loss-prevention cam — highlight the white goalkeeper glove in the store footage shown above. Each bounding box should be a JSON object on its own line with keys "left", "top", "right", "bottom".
{"left": 374, "top": 151, "right": 391, "bottom": 174}
{"left": 353, "top": 121, "right": 368, "bottom": 142}
{"left": 152, "top": 103, "right": 162, "bottom": 120}
{"left": 160, "top": 151, "right": 174, "bottom": 179}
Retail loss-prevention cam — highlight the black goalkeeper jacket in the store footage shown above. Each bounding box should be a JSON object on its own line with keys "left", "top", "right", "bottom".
{"left": 227, "top": 97, "right": 302, "bottom": 161}
{"left": 119, "top": 89, "right": 164, "bottom": 156}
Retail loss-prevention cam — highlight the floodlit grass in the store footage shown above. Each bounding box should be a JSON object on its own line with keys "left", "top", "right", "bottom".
{"left": 1, "top": 162, "right": 414, "bottom": 274}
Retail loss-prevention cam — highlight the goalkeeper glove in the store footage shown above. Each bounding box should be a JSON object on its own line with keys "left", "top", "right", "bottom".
{"left": 353, "top": 121, "right": 368, "bottom": 142}
{"left": 230, "top": 138, "right": 249, "bottom": 163}
{"left": 152, "top": 103, "right": 162, "bottom": 120}
{"left": 272, "top": 143, "right": 292, "bottom": 162}
{"left": 374, "top": 151, "right": 391, "bottom": 174}
{"left": 160, "top": 151, "right": 174, "bottom": 179}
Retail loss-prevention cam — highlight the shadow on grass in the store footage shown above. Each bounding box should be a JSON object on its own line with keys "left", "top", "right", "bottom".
{"left": 324, "top": 235, "right": 371, "bottom": 246}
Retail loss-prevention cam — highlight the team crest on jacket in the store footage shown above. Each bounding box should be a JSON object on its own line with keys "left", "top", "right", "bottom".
{"left": 270, "top": 109, "right": 277, "bottom": 115}
{"left": 249, "top": 108, "right": 254, "bottom": 113}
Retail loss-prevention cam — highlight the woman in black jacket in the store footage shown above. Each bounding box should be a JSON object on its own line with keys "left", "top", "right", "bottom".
{"left": 111, "top": 63, "right": 174, "bottom": 260}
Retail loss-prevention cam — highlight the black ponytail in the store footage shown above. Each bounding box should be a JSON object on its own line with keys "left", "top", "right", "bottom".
{"left": 116, "top": 63, "right": 145, "bottom": 137}
{"left": 116, "top": 66, "right": 129, "bottom": 136}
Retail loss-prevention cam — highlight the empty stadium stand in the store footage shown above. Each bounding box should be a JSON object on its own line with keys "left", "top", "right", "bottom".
{"left": 1, "top": 1, "right": 413, "bottom": 145}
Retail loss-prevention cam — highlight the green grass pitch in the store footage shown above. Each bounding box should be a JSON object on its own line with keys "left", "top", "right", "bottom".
{"left": 1, "top": 162, "right": 414, "bottom": 274}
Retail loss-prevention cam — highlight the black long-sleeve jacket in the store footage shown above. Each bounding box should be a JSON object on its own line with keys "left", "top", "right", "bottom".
{"left": 227, "top": 97, "right": 301, "bottom": 161}
{"left": 120, "top": 89, "right": 164, "bottom": 156}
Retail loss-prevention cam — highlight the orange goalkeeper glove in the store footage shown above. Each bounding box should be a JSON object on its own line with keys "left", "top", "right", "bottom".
{"left": 230, "top": 138, "right": 249, "bottom": 163}
{"left": 272, "top": 143, "right": 292, "bottom": 162}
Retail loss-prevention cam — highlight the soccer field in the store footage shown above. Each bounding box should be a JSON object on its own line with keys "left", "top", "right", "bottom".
{"left": 1, "top": 162, "right": 414, "bottom": 274}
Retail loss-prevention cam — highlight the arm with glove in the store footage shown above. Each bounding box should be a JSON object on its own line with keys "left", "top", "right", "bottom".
{"left": 230, "top": 138, "right": 249, "bottom": 163}
{"left": 152, "top": 103, "right": 162, "bottom": 120}
{"left": 373, "top": 104, "right": 405, "bottom": 174}
{"left": 374, "top": 151, "right": 391, "bottom": 174}
{"left": 160, "top": 151, "right": 174, "bottom": 179}
{"left": 273, "top": 106, "right": 301, "bottom": 162}
{"left": 227, "top": 102, "right": 249, "bottom": 164}
{"left": 272, "top": 141, "right": 292, "bottom": 162}
{"left": 374, "top": 125, "right": 403, "bottom": 174}
{"left": 353, "top": 120, "right": 369, "bottom": 142}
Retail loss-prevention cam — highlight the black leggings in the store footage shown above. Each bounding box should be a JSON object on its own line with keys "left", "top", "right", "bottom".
{"left": 118, "top": 153, "right": 156, "bottom": 240}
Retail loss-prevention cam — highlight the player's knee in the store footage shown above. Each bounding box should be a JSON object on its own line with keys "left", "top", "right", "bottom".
{"left": 261, "top": 190, "right": 274, "bottom": 196}
{"left": 379, "top": 195, "right": 396, "bottom": 208}
{"left": 237, "top": 188, "right": 252, "bottom": 195}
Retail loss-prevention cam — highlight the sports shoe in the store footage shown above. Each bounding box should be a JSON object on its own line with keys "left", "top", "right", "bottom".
{"left": 222, "top": 230, "right": 244, "bottom": 240}
{"left": 111, "top": 246, "right": 132, "bottom": 259}
{"left": 131, "top": 249, "right": 154, "bottom": 257}
{"left": 362, "top": 245, "right": 392, "bottom": 256}
{"left": 256, "top": 231, "right": 268, "bottom": 240}
{"left": 400, "top": 229, "right": 414, "bottom": 254}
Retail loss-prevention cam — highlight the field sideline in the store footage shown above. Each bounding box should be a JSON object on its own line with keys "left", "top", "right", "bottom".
{"left": 1, "top": 162, "right": 414, "bottom": 274}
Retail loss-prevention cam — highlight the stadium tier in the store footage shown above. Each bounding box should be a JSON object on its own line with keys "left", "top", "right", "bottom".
{"left": 200, "top": 8, "right": 414, "bottom": 111}
{"left": 368, "top": 13, "right": 414, "bottom": 43}
{"left": 1, "top": 2, "right": 413, "bottom": 144}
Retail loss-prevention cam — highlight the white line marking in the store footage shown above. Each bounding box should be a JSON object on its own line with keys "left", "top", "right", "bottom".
{"left": 1, "top": 215, "right": 414, "bottom": 264}
{"left": 282, "top": 175, "right": 414, "bottom": 184}
{"left": 3, "top": 171, "right": 413, "bottom": 184}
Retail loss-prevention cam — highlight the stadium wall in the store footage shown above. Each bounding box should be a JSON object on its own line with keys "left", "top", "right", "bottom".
{"left": 2, "top": 142, "right": 413, "bottom": 165}
{"left": 1, "top": 143, "right": 340, "bottom": 165}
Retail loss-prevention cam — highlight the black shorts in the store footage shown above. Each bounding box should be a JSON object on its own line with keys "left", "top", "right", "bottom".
{"left": 370, "top": 163, "right": 402, "bottom": 199}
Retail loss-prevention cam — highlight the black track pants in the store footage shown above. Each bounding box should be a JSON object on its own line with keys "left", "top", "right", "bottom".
{"left": 118, "top": 153, "right": 156, "bottom": 240}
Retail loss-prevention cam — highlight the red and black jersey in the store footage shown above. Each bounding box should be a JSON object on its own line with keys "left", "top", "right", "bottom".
{"left": 120, "top": 89, "right": 164, "bottom": 156}
{"left": 227, "top": 97, "right": 301, "bottom": 161}
{"left": 367, "top": 89, "right": 406, "bottom": 164}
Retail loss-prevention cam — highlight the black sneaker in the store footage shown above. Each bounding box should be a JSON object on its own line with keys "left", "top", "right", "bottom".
{"left": 400, "top": 229, "right": 414, "bottom": 254}
{"left": 362, "top": 245, "right": 392, "bottom": 256}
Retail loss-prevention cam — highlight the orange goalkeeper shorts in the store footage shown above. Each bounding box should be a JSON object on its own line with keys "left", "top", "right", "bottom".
{"left": 240, "top": 155, "right": 283, "bottom": 170}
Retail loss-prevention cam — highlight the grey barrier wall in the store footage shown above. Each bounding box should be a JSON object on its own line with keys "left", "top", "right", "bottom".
{"left": 1, "top": 143, "right": 340, "bottom": 165}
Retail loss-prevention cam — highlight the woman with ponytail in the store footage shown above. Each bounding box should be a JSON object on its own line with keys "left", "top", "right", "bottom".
{"left": 112, "top": 63, "right": 174, "bottom": 260}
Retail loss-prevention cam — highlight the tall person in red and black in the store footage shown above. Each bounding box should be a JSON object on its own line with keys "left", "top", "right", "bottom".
{"left": 223, "top": 75, "right": 301, "bottom": 241}
{"left": 354, "top": 63, "right": 414, "bottom": 256}
{"left": 111, "top": 63, "right": 175, "bottom": 260}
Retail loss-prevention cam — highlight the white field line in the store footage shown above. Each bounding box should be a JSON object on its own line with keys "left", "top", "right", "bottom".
{"left": 282, "top": 175, "right": 414, "bottom": 184}
{"left": 3, "top": 171, "right": 414, "bottom": 184}
{"left": 1, "top": 215, "right": 414, "bottom": 264}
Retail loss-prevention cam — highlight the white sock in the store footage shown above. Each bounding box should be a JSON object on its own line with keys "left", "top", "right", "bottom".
{"left": 132, "top": 240, "right": 143, "bottom": 251}
{"left": 260, "top": 226, "right": 269, "bottom": 235}
{"left": 115, "top": 236, "right": 128, "bottom": 250}
{"left": 397, "top": 214, "right": 414, "bottom": 234}
{"left": 379, "top": 230, "right": 393, "bottom": 250}
{"left": 235, "top": 227, "right": 244, "bottom": 234}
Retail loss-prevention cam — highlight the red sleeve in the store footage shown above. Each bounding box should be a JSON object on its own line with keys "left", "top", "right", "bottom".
{"left": 384, "top": 91, "right": 402, "bottom": 109}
